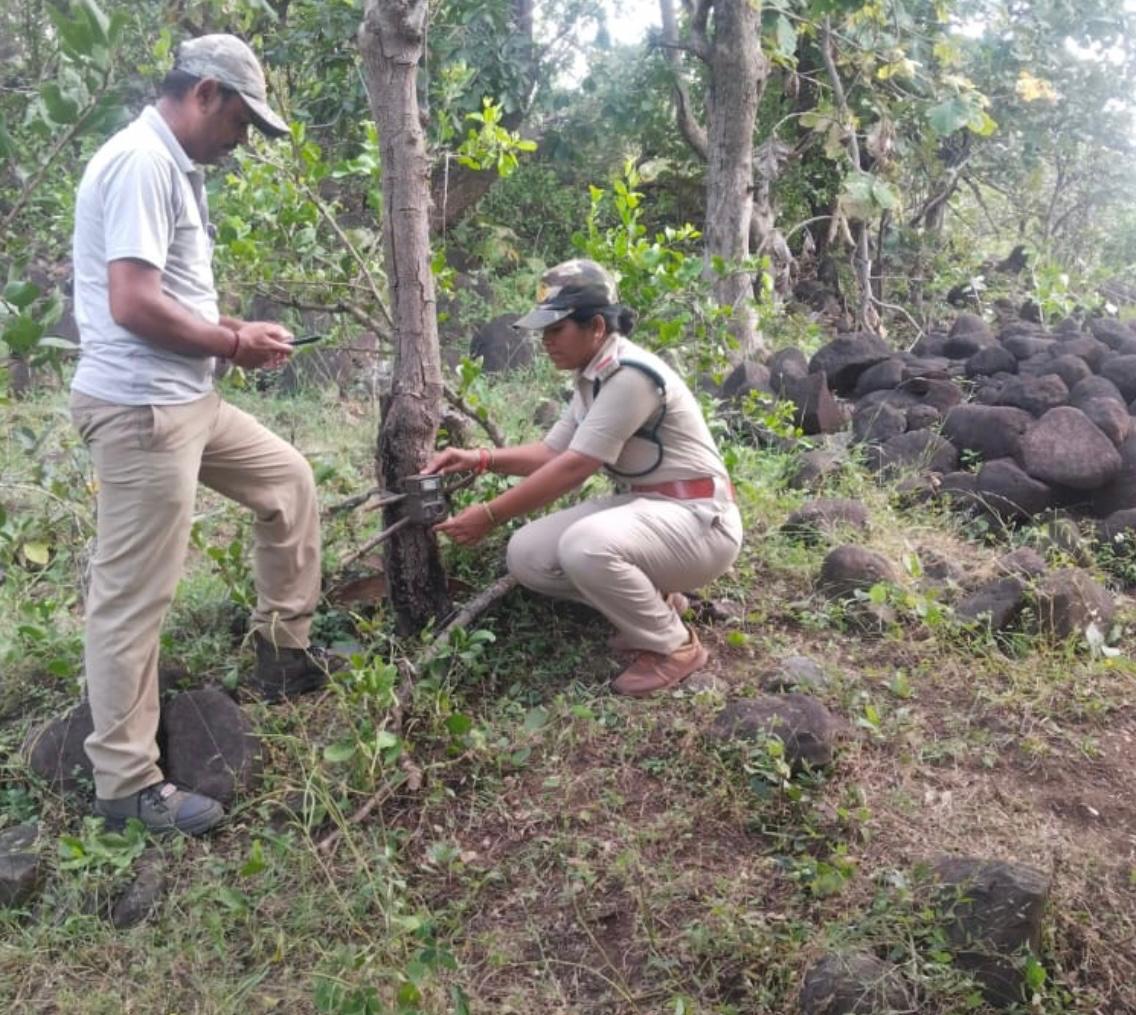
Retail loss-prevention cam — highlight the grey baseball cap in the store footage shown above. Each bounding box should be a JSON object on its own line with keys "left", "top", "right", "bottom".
{"left": 514, "top": 259, "right": 621, "bottom": 330}
{"left": 175, "top": 34, "right": 288, "bottom": 138}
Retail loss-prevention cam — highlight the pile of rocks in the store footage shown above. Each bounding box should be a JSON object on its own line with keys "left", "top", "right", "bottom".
{"left": 724, "top": 313, "right": 1136, "bottom": 540}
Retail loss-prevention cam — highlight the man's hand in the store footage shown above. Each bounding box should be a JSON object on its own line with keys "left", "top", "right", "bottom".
{"left": 434, "top": 503, "right": 495, "bottom": 546}
{"left": 231, "top": 321, "right": 294, "bottom": 370}
{"left": 422, "top": 447, "right": 479, "bottom": 475}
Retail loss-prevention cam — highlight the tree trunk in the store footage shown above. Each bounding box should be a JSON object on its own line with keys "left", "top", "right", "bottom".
{"left": 659, "top": 0, "right": 767, "bottom": 357}
{"left": 358, "top": 0, "right": 451, "bottom": 634}
{"left": 705, "top": 0, "right": 765, "bottom": 357}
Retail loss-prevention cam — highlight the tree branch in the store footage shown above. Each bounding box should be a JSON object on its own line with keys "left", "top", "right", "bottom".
{"left": 443, "top": 384, "right": 506, "bottom": 447}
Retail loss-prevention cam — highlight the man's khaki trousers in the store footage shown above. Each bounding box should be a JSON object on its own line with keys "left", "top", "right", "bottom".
{"left": 506, "top": 493, "right": 742, "bottom": 655}
{"left": 71, "top": 390, "right": 320, "bottom": 800}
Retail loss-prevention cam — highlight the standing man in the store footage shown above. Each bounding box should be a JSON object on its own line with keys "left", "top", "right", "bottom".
{"left": 70, "top": 35, "right": 332, "bottom": 836}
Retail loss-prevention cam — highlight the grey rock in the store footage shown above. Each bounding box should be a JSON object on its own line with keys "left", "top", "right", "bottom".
{"left": 0, "top": 823, "right": 40, "bottom": 909}
{"left": 818, "top": 545, "right": 898, "bottom": 600}
{"left": 1089, "top": 317, "right": 1136, "bottom": 349}
{"left": 23, "top": 703, "right": 95, "bottom": 794}
{"left": 109, "top": 847, "right": 166, "bottom": 929}
{"left": 1003, "top": 334, "right": 1055, "bottom": 360}
{"left": 857, "top": 388, "right": 922, "bottom": 413}
{"left": 1055, "top": 335, "right": 1109, "bottom": 371}
{"left": 918, "top": 548, "right": 966, "bottom": 584}
{"left": 910, "top": 331, "right": 948, "bottom": 357}
{"left": 784, "top": 371, "right": 849, "bottom": 435}
{"left": 1069, "top": 374, "right": 1125, "bottom": 409}
{"left": 761, "top": 656, "right": 831, "bottom": 693}
{"left": 867, "top": 430, "right": 958, "bottom": 476}
{"left": 852, "top": 357, "right": 905, "bottom": 397}
{"left": 710, "top": 694, "right": 840, "bottom": 769}
{"left": 1018, "top": 407, "right": 1122, "bottom": 490}
{"left": 932, "top": 856, "right": 1050, "bottom": 1008}
{"left": 783, "top": 498, "right": 870, "bottom": 544}
{"left": 808, "top": 333, "right": 893, "bottom": 395}
{"left": 469, "top": 314, "right": 532, "bottom": 373}
{"left": 1091, "top": 465, "right": 1136, "bottom": 516}
{"left": 936, "top": 471, "right": 981, "bottom": 508}
{"left": 992, "top": 374, "right": 1069, "bottom": 417}
{"left": 995, "top": 547, "right": 1047, "bottom": 579}
{"left": 1079, "top": 398, "right": 1130, "bottom": 447}
{"left": 942, "top": 405, "right": 1033, "bottom": 462}
{"left": 1042, "top": 354, "right": 1092, "bottom": 390}
{"left": 769, "top": 347, "right": 809, "bottom": 395}
{"left": 897, "top": 376, "right": 963, "bottom": 413}
{"left": 721, "top": 360, "right": 772, "bottom": 401}
{"left": 799, "top": 951, "right": 910, "bottom": 1015}
{"left": 954, "top": 577, "right": 1026, "bottom": 632}
{"left": 944, "top": 313, "right": 996, "bottom": 358}
{"left": 160, "top": 688, "right": 260, "bottom": 807}
{"left": 683, "top": 672, "right": 729, "bottom": 694}
{"left": 852, "top": 402, "right": 906, "bottom": 445}
{"left": 975, "top": 459, "right": 1055, "bottom": 522}
{"left": 1100, "top": 354, "right": 1136, "bottom": 401}
{"left": 787, "top": 449, "right": 844, "bottom": 491}
{"left": 1098, "top": 508, "right": 1136, "bottom": 545}
{"left": 966, "top": 345, "right": 1017, "bottom": 378}
{"left": 1034, "top": 569, "right": 1115, "bottom": 640}
{"left": 904, "top": 404, "right": 941, "bottom": 431}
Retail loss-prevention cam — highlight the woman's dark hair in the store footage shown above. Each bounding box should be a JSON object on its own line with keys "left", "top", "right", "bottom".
{"left": 159, "top": 68, "right": 237, "bottom": 102}
{"left": 569, "top": 304, "right": 635, "bottom": 336}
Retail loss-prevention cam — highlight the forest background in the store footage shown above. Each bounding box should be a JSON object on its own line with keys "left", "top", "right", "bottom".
{"left": 3, "top": 1, "right": 1136, "bottom": 1013}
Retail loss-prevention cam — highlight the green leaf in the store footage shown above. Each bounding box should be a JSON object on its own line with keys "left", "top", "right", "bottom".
{"left": 22, "top": 542, "right": 50, "bottom": 566}
{"left": 927, "top": 96, "right": 972, "bottom": 137}
{"left": 775, "top": 15, "right": 797, "bottom": 58}
{"left": 37, "top": 336, "right": 80, "bottom": 351}
{"left": 3, "top": 281, "right": 41, "bottom": 310}
{"left": 239, "top": 839, "right": 267, "bottom": 877}
{"left": 522, "top": 706, "right": 548, "bottom": 733}
{"left": 446, "top": 713, "right": 473, "bottom": 737}
{"left": 40, "top": 83, "right": 80, "bottom": 126}
{"left": 80, "top": 0, "right": 111, "bottom": 43}
{"left": 323, "top": 740, "right": 357, "bottom": 764}
{"left": 3, "top": 315, "right": 46, "bottom": 355}
{"left": 0, "top": 112, "right": 13, "bottom": 160}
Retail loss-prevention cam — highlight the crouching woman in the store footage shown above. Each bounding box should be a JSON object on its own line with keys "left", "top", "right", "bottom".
{"left": 423, "top": 259, "right": 742, "bottom": 696}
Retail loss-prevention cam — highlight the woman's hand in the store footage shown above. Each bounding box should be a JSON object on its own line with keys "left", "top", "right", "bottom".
{"left": 422, "top": 447, "right": 479, "bottom": 475}
{"left": 434, "top": 503, "right": 495, "bottom": 546}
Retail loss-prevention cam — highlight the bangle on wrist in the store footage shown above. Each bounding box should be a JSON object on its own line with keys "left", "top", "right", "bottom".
{"left": 229, "top": 330, "right": 240, "bottom": 359}
{"left": 481, "top": 502, "right": 497, "bottom": 526}
{"left": 488, "top": 447, "right": 496, "bottom": 472}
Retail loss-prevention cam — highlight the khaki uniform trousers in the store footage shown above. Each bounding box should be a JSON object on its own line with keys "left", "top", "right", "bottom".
{"left": 506, "top": 493, "right": 742, "bottom": 655}
{"left": 71, "top": 390, "right": 320, "bottom": 800}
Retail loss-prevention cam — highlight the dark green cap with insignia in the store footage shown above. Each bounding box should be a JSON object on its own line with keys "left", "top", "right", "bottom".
{"left": 514, "top": 259, "right": 620, "bottom": 330}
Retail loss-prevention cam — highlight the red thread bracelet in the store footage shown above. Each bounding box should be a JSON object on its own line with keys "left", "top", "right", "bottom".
{"left": 477, "top": 448, "right": 489, "bottom": 474}
{"left": 229, "top": 331, "right": 241, "bottom": 360}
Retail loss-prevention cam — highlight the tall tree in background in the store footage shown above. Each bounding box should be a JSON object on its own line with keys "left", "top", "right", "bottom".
{"left": 659, "top": 0, "right": 767, "bottom": 357}
{"left": 358, "top": 0, "right": 451, "bottom": 633}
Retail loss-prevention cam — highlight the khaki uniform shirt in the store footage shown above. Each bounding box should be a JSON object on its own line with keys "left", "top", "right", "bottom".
{"left": 543, "top": 335, "right": 736, "bottom": 516}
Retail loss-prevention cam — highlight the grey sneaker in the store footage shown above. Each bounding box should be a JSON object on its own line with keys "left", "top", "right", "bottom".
{"left": 247, "top": 633, "right": 341, "bottom": 703}
{"left": 95, "top": 781, "right": 224, "bottom": 837}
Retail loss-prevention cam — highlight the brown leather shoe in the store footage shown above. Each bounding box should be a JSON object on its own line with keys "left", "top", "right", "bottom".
{"left": 608, "top": 593, "right": 691, "bottom": 653}
{"left": 611, "top": 628, "right": 709, "bottom": 697}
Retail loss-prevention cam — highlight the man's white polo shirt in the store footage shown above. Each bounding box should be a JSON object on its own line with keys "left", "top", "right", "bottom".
{"left": 71, "top": 105, "right": 221, "bottom": 405}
